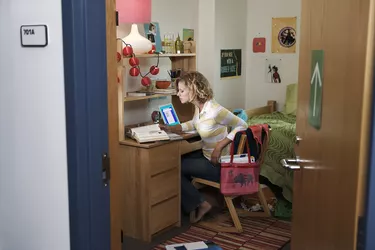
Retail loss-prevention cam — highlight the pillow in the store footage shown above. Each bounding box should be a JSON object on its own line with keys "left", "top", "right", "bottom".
{"left": 232, "top": 109, "right": 248, "bottom": 122}
{"left": 284, "top": 83, "right": 298, "bottom": 115}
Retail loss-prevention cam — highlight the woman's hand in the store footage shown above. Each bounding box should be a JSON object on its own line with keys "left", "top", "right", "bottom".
{"left": 211, "top": 138, "right": 232, "bottom": 165}
{"left": 159, "top": 124, "right": 182, "bottom": 133}
{"left": 210, "top": 146, "right": 222, "bottom": 165}
{"left": 159, "top": 124, "right": 171, "bottom": 132}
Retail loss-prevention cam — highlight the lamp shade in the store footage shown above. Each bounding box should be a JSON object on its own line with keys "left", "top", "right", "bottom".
{"left": 117, "top": 0, "right": 151, "bottom": 24}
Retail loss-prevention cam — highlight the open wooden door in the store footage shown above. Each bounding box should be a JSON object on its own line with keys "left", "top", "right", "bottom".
{"left": 282, "top": 0, "right": 375, "bottom": 249}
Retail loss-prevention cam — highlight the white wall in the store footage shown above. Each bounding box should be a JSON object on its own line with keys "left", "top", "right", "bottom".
{"left": 197, "top": 0, "right": 216, "bottom": 90}
{"left": 246, "top": 0, "right": 301, "bottom": 110}
{"left": 0, "top": 1, "right": 71, "bottom": 250}
{"left": 214, "top": 0, "right": 247, "bottom": 110}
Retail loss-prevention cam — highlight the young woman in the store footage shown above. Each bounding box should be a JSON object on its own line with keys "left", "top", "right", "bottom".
{"left": 160, "top": 71, "right": 248, "bottom": 223}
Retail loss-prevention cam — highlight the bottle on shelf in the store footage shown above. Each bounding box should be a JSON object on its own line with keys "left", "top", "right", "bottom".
{"left": 174, "top": 33, "right": 184, "bottom": 54}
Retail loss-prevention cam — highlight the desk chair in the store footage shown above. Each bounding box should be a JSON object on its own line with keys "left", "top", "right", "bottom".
{"left": 191, "top": 132, "right": 271, "bottom": 233}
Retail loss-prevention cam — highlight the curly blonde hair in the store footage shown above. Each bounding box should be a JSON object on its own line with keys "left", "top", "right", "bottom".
{"left": 177, "top": 71, "right": 213, "bottom": 103}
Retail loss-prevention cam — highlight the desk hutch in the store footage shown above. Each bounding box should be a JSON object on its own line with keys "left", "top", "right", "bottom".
{"left": 106, "top": 1, "right": 202, "bottom": 247}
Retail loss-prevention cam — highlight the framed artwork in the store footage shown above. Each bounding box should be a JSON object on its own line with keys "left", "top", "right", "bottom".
{"left": 220, "top": 49, "right": 242, "bottom": 79}
{"left": 272, "top": 17, "right": 297, "bottom": 53}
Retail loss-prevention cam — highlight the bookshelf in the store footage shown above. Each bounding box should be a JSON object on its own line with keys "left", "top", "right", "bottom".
{"left": 123, "top": 53, "right": 196, "bottom": 59}
{"left": 123, "top": 93, "right": 176, "bottom": 102}
{"left": 107, "top": 16, "right": 199, "bottom": 244}
{"left": 116, "top": 39, "right": 197, "bottom": 143}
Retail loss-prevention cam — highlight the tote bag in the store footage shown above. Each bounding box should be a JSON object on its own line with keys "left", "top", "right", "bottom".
{"left": 220, "top": 124, "right": 270, "bottom": 196}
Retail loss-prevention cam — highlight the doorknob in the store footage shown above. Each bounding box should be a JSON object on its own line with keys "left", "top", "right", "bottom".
{"left": 281, "top": 156, "right": 301, "bottom": 170}
{"left": 295, "top": 136, "right": 302, "bottom": 145}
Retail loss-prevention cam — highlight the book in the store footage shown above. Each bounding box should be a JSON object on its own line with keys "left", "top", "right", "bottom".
{"left": 165, "top": 241, "right": 222, "bottom": 250}
{"left": 127, "top": 91, "right": 155, "bottom": 97}
{"left": 220, "top": 153, "right": 256, "bottom": 164}
{"left": 129, "top": 124, "right": 170, "bottom": 143}
{"left": 153, "top": 88, "right": 176, "bottom": 94}
{"left": 182, "top": 28, "right": 194, "bottom": 42}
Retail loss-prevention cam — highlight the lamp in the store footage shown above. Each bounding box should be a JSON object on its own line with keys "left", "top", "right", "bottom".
{"left": 117, "top": 0, "right": 152, "bottom": 54}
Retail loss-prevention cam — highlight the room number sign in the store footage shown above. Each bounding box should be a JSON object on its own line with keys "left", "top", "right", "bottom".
{"left": 20, "top": 25, "right": 48, "bottom": 47}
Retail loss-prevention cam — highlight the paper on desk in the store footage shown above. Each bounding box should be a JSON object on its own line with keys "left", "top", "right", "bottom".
{"left": 183, "top": 130, "right": 198, "bottom": 134}
{"left": 165, "top": 241, "right": 208, "bottom": 250}
{"left": 167, "top": 132, "right": 183, "bottom": 140}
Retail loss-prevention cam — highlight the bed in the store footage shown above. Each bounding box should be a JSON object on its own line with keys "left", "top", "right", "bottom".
{"left": 244, "top": 84, "right": 298, "bottom": 203}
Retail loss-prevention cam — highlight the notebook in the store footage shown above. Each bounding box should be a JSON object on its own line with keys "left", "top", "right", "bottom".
{"left": 159, "top": 103, "right": 180, "bottom": 126}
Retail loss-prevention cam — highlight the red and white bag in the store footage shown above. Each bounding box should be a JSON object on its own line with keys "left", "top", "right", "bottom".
{"left": 220, "top": 124, "right": 270, "bottom": 196}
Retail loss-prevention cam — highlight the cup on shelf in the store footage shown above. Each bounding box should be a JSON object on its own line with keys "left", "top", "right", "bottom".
{"left": 163, "top": 33, "right": 175, "bottom": 54}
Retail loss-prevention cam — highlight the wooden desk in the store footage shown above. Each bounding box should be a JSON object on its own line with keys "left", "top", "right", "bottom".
{"left": 118, "top": 133, "right": 202, "bottom": 242}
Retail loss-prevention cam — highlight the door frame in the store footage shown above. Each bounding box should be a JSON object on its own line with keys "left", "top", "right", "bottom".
{"left": 62, "top": 0, "right": 111, "bottom": 249}
{"left": 365, "top": 66, "right": 375, "bottom": 250}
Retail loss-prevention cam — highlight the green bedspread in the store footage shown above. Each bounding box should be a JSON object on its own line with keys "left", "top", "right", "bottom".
{"left": 247, "top": 112, "right": 296, "bottom": 203}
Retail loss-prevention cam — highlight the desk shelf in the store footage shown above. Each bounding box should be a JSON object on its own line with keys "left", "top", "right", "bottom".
{"left": 124, "top": 53, "right": 196, "bottom": 59}
{"left": 124, "top": 93, "right": 176, "bottom": 102}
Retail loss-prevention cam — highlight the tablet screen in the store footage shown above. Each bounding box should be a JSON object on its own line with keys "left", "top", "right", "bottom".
{"left": 159, "top": 103, "right": 180, "bottom": 126}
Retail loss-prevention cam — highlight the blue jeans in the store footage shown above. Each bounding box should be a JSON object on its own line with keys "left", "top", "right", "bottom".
{"left": 181, "top": 150, "right": 221, "bottom": 213}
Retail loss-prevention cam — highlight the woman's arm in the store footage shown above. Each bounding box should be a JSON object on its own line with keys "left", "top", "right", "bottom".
{"left": 159, "top": 112, "right": 198, "bottom": 133}
{"left": 159, "top": 124, "right": 183, "bottom": 133}
{"left": 161, "top": 106, "right": 198, "bottom": 133}
{"left": 211, "top": 137, "right": 232, "bottom": 164}
{"left": 214, "top": 107, "right": 248, "bottom": 140}
{"left": 210, "top": 107, "right": 248, "bottom": 164}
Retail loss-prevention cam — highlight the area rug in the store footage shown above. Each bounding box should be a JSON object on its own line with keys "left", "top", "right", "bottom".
{"left": 153, "top": 217, "right": 291, "bottom": 250}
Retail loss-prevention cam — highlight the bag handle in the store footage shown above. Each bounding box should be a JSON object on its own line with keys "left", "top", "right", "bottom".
{"left": 258, "top": 124, "right": 270, "bottom": 164}
{"left": 247, "top": 124, "right": 270, "bottom": 164}
{"left": 229, "top": 131, "right": 251, "bottom": 164}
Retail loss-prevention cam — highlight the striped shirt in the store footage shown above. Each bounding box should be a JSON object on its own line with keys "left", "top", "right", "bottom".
{"left": 181, "top": 99, "right": 248, "bottom": 160}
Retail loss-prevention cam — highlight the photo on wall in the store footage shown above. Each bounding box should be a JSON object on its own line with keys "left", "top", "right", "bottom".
{"left": 144, "top": 22, "right": 162, "bottom": 52}
{"left": 265, "top": 58, "right": 282, "bottom": 83}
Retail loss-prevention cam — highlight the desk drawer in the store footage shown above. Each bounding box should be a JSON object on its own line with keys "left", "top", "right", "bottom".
{"left": 150, "top": 168, "right": 179, "bottom": 205}
{"left": 180, "top": 139, "right": 203, "bottom": 155}
{"left": 150, "top": 196, "right": 179, "bottom": 234}
{"left": 149, "top": 142, "right": 179, "bottom": 176}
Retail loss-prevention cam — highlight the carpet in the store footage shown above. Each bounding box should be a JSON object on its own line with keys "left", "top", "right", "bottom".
{"left": 153, "top": 217, "right": 291, "bottom": 250}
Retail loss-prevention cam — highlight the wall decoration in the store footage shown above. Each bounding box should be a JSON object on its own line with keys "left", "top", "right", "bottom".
{"left": 182, "top": 28, "right": 194, "bottom": 41}
{"left": 144, "top": 22, "right": 162, "bottom": 53}
{"left": 220, "top": 49, "right": 242, "bottom": 79}
{"left": 253, "top": 37, "right": 266, "bottom": 53}
{"left": 272, "top": 17, "right": 297, "bottom": 53}
{"left": 265, "top": 58, "right": 282, "bottom": 83}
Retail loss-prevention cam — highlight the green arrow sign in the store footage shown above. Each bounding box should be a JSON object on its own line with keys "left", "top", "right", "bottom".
{"left": 308, "top": 50, "right": 324, "bottom": 130}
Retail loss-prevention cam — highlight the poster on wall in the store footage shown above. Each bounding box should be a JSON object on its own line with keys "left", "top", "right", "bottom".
{"left": 144, "top": 22, "right": 162, "bottom": 52}
{"left": 265, "top": 58, "right": 282, "bottom": 83}
{"left": 220, "top": 49, "right": 242, "bottom": 79}
{"left": 253, "top": 37, "right": 266, "bottom": 53}
{"left": 272, "top": 17, "right": 297, "bottom": 53}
